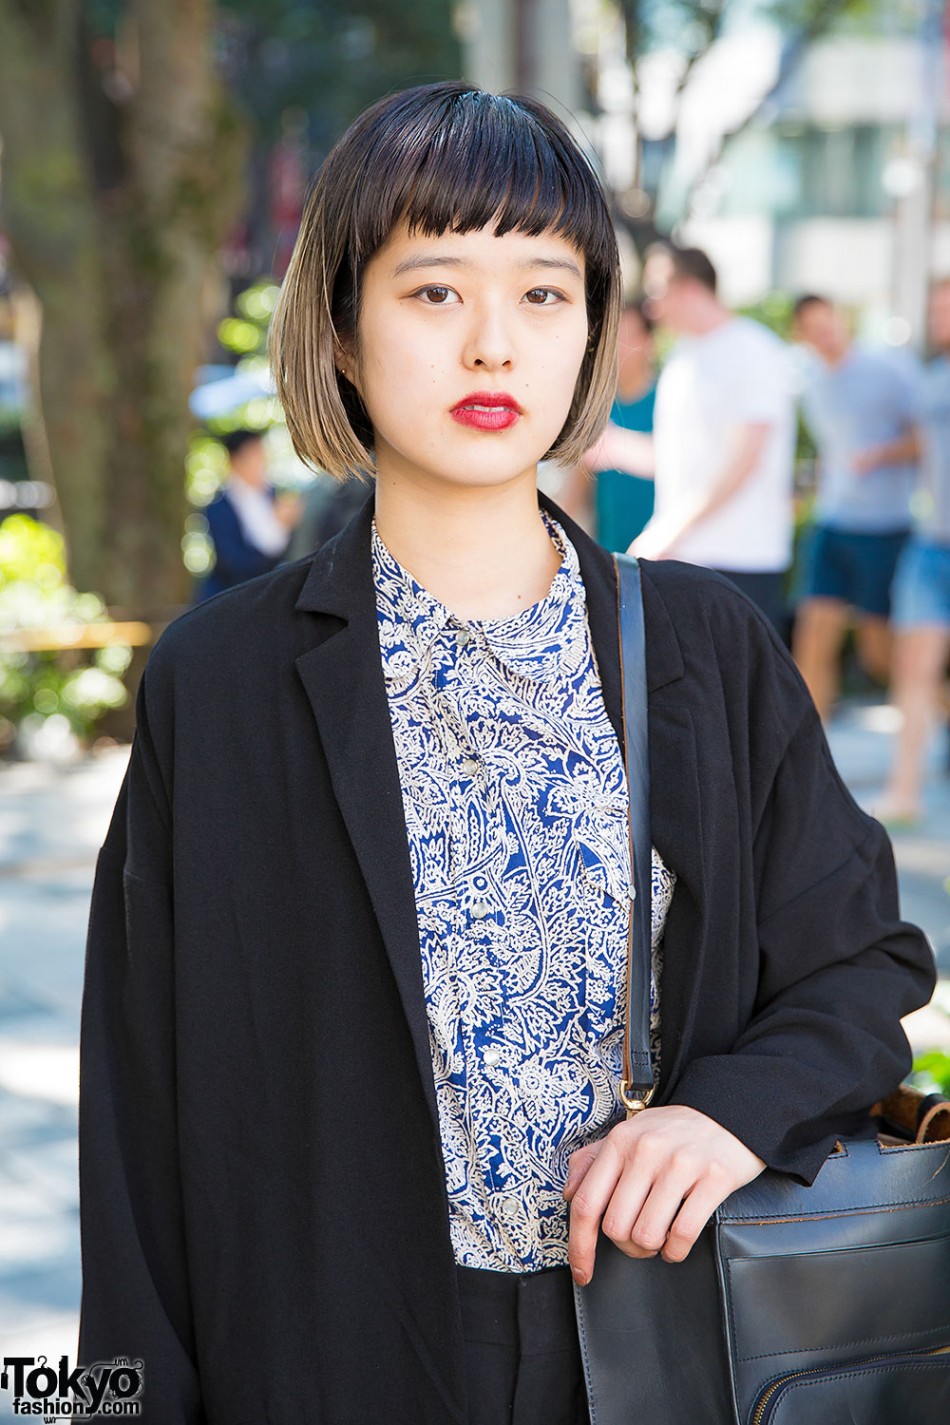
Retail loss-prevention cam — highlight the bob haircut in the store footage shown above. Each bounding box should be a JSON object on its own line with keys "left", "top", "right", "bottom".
{"left": 270, "top": 82, "right": 622, "bottom": 478}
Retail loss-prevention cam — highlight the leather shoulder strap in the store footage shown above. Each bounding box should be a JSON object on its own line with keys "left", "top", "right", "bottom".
{"left": 614, "top": 553, "right": 654, "bottom": 1105}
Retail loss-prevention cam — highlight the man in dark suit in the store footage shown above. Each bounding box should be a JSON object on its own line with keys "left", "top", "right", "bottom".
{"left": 195, "top": 428, "right": 301, "bottom": 601}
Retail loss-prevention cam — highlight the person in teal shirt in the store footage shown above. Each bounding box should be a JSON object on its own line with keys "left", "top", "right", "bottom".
{"left": 589, "top": 300, "right": 657, "bottom": 551}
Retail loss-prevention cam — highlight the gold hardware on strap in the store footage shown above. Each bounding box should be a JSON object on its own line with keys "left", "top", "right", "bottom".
{"left": 619, "top": 1080, "right": 655, "bottom": 1116}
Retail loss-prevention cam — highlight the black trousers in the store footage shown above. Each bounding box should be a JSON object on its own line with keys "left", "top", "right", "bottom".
{"left": 457, "top": 1264, "right": 590, "bottom": 1424}
{"left": 710, "top": 567, "right": 787, "bottom": 636}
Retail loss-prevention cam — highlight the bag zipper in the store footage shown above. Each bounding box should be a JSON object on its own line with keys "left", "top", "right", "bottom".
{"left": 750, "top": 1344, "right": 950, "bottom": 1424}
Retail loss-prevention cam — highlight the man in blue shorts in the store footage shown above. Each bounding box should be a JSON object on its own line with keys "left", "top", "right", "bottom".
{"left": 792, "top": 295, "right": 920, "bottom": 720}
{"left": 879, "top": 280, "right": 950, "bottom": 820}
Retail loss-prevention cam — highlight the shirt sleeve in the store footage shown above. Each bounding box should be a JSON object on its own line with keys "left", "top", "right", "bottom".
{"left": 666, "top": 594, "right": 936, "bottom": 1183}
{"left": 79, "top": 672, "right": 205, "bottom": 1422}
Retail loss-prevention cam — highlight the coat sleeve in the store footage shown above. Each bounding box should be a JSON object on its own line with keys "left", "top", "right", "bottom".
{"left": 665, "top": 590, "right": 937, "bottom": 1184}
{"left": 78, "top": 670, "right": 205, "bottom": 1422}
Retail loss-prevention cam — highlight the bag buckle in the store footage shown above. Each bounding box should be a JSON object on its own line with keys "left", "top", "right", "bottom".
{"left": 619, "top": 1080, "right": 655, "bottom": 1115}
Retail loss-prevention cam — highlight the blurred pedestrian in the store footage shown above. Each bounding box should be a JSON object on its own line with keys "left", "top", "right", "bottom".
{"left": 284, "top": 469, "right": 373, "bottom": 560}
{"left": 78, "top": 84, "right": 932, "bottom": 1424}
{"left": 561, "top": 299, "right": 657, "bottom": 550}
{"left": 631, "top": 244, "right": 796, "bottom": 631}
{"left": 792, "top": 295, "right": 920, "bottom": 720}
{"left": 195, "top": 428, "right": 302, "bottom": 601}
{"left": 878, "top": 279, "right": 950, "bottom": 821}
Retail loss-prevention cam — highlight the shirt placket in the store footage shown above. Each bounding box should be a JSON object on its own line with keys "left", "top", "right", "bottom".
{"left": 442, "top": 629, "right": 541, "bottom": 1256}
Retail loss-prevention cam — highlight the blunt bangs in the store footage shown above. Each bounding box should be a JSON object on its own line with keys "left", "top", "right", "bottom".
{"left": 348, "top": 88, "right": 614, "bottom": 273}
{"left": 270, "top": 83, "right": 621, "bottom": 478}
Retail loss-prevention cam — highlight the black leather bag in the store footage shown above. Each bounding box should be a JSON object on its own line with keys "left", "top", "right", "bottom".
{"left": 573, "top": 555, "right": 950, "bottom": 1425}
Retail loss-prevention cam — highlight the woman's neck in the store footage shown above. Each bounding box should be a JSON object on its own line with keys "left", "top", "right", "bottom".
{"left": 373, "top": 471, "right": 561, "bottom": 622}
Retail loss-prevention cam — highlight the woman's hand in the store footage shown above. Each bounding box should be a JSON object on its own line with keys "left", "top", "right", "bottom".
{"left": 564, "top": 1106, "right": 766, "bottom": 1283}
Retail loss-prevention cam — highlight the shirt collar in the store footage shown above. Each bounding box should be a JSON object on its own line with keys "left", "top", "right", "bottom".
{"left": 373, "top": 511, "right": 589, "bottom": 684}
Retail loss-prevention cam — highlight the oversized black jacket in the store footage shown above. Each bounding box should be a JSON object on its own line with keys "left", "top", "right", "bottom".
{"left": 78, "top": 494, "right": 935, "bottom": 1423}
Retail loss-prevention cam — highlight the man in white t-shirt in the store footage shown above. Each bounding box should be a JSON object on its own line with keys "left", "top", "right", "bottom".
{"left": 590, "top": 246, "right": 796, "bottom": 629}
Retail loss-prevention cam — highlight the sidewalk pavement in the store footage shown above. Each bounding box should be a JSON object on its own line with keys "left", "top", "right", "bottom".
{"left": 0, "top": 701, "right": 948, "bottom": 1406}
{"left": 0, "top": 748, "right": 127, "bottom": 1401}
{"left": 824, "top": 698, "right": 950, "bottom": 1046}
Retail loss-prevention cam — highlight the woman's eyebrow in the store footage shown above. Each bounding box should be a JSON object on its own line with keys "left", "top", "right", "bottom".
{"left": 524, "top": 257, "right": 583, "bottom": 278}
{"left": 391, "top": 253, "right": 583, "bottom": 279}
{"left": 391, "top": 254, "right": 468, "bottom": 277}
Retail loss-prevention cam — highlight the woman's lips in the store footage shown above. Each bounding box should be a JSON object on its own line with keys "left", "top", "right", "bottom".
{"left": 450, "top": 393, "right": 522, "bottom": 432}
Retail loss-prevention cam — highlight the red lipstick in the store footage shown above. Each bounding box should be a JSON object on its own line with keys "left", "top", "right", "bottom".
{"left": 450, "top": 391, "right": 522, "bottom": 432}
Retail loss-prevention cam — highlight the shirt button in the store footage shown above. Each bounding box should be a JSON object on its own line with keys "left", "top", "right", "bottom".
{"left": 483, "top": 1047, "right": 502, "bottom": 1066}
{"left": 456, "top": 628, "right": 473, "bottom": 647}
{"left": 472, "top": 898, "right": 490, "bottom": 920}
{"left": 461, "top": 758, "right": 480, "bottom": 777}
{"left": 501, "top": 1198, "right": 520, "bottom": 1220}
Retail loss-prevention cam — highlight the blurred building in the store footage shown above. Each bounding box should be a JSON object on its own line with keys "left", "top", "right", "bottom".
{"left": 660, "top": 7, "right": 950, "bottom": 340}
{"left": 457, "top": 0, "right": 584, "bottom": 113}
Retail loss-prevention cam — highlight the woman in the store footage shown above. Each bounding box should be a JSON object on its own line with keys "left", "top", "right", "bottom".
{"left": 559, "top": 299, "right": 657, "bottom": 551}
{"left": 79, "top": 84, "right": 933, "bottom": 1424}
{"left": 590, "top": 298, "right": 658, "bottom": 550}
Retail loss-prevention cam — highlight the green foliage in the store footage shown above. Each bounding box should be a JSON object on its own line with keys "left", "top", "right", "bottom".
{"left": 215, "top": 284, "right": 279, "bottom": 384}
{"left": 185, "top": 280, "right": 287, "bottom": 577}
{"left": 188, "top": 277, "right": 283, "bottom": 504}
{"left": 912, "top": 1051, "right": 950, "bottom": 1096}
{"left": 86, "top": 0, "right": 461, "bottom": 154}
{"left": 218, "top": 0, "right": 461, "bottom": 148}
{"left": 186, "top": 432, "right": 231, "bottom": 509}
{"left": 737, "top": 291, "right": 796, "bottom": 341}
{"left": 766, "top": 0, "right": 912, "bottom": 40}
{"left": 0, "top": 514, "right": 130, "bottom": 748}
{"left": 0, "top": 513, "right": 64, "bottom": 586}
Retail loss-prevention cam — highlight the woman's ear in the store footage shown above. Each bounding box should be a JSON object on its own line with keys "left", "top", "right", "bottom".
{"left": 334, "top": 339, "right": 358, "bottom": 389}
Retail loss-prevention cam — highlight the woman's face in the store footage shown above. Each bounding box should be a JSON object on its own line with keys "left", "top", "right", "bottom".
{"left": 346, "top": 221, "right": 590, "bottom": 495}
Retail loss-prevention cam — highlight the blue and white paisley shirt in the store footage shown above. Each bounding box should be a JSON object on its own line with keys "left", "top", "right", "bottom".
{"left": 373, "top": 514, "right": 676, "bottom": 1271}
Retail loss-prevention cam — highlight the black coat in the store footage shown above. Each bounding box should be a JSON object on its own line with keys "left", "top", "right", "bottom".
{"left": 79, "top": 494, "right": 935, "bottom": 1423}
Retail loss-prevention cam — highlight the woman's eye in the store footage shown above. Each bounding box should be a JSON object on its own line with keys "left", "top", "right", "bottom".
{"left": 524, "top": 287, "right": 562, "bottom": 305}
{"left": 417, "top": 286, "right": 459, "bottom": 305}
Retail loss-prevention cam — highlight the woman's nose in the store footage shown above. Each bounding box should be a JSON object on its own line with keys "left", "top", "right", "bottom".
{"left": 462, "top": 302, "right": 514, "bottom": 371}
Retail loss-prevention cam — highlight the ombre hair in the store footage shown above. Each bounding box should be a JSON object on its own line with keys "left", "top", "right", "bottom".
{"left": 269, "top": 82, "right": 622, "bottom": 478}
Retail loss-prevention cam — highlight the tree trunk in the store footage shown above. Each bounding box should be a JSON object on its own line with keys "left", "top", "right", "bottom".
{"left": 0, "top": 0, "right": 247, "bottom": 613}
{"left": 0, "top": 1, "right": 116, "bottom": 582}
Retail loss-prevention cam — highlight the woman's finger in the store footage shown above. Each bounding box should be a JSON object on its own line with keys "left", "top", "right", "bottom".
{"left": 660, "top": 1179, "right": 732, "bottom": 1263}
{"left": 563, "top": 1141, "right": 605, "bottom": 1202}
{"left": 566, "top": 1134, "right": 626, "bottom": 1285}
{"left": 612, "top": 1157, "right": 695, "bottom": 1259}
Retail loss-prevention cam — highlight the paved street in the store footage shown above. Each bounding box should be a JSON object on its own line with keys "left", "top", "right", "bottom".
{"left": 0, "top": 748, "right": 127, "bottom": 1406}
{"left": 0, "top": 702, "right": 948, "bottom": 1411}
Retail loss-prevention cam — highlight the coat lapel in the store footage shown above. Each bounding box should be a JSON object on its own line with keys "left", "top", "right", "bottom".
{"left": 293, "top": 495, "right": 440, "bottom": 1126}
